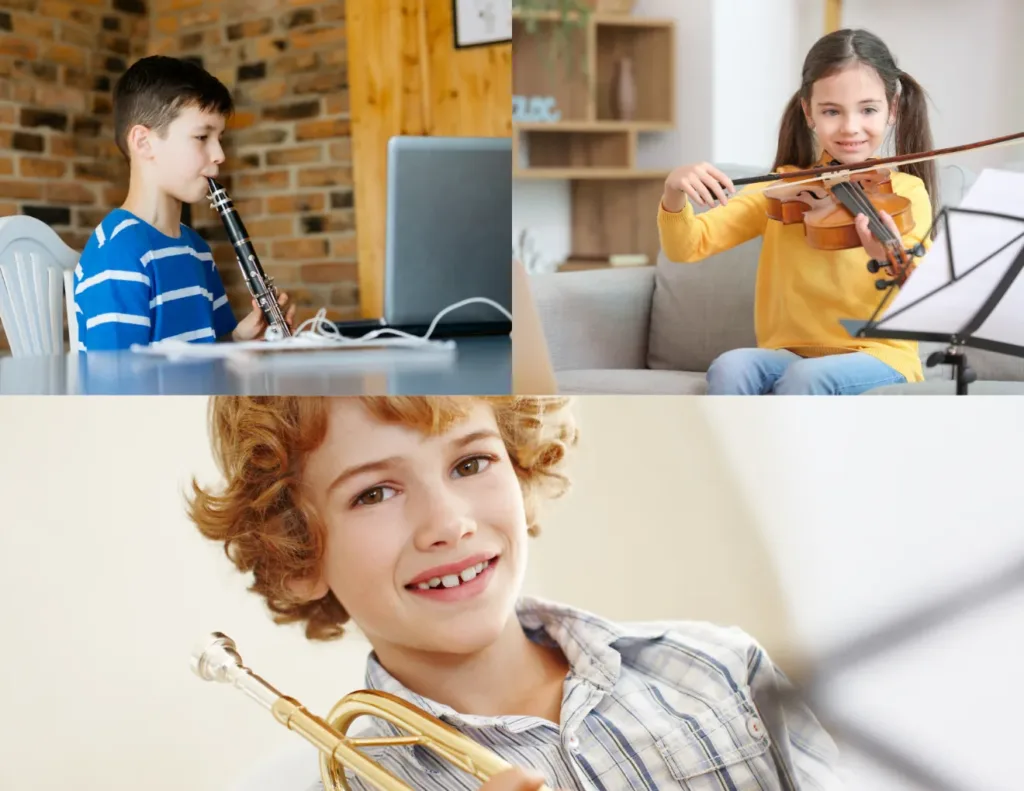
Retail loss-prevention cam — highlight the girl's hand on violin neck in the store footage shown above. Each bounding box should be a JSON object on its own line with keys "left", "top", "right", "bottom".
{"left": 663, "top": 162, "right": 736, "bottom": 212}
{"left": 854, "top": 209, "right": 902, "bottom": 263}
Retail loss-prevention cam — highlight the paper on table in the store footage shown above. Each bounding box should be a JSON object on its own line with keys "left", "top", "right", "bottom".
{"left": 874, "top": 168, "right": 1024, "bottom": 345}
{"left": 130, "top": 333, "right": 457, "bottom": 360}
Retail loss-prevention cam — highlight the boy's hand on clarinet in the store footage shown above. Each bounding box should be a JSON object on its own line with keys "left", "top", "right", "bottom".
{"left": 663, "top": 162, "right": 736, "bottom": 213}
{"left": 854, "top": 210, "right": 902, "bottom": 265}
{"left": 232, "top": 291, "right": 297, "bottom": 341}
{"left": 480, "top": 767, "right": 562, "bottom": 791}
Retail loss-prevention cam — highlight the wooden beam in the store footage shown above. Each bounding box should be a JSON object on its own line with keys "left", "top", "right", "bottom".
{"left": 825, "top": 0, "right": 842, "bottom": 33}
{"left": 346, "top": 0, "right": 511, "bottom": 319}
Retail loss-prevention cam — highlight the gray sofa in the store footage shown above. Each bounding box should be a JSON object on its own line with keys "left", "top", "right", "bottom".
{"left": 530, "top": 163, "right": 1024, "bottom": 395}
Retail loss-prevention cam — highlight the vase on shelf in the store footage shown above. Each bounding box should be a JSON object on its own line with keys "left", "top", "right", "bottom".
{"left": 613, "top": 56, "right": 636, "bottom": 120}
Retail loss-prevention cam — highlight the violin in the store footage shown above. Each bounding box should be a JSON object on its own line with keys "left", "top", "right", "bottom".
{"left": 729, "top": 130, "right": 1024, "bottom": 289}
{"left": 763, "top": 166, "right": 919, "bottom": 288}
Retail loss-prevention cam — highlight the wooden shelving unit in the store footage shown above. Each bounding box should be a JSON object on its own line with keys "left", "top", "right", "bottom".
{"left": 512, "top": 9, "right": 676, "bottom": 269}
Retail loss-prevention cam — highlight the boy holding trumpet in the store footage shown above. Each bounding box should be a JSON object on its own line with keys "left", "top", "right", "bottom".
{"left": 188, "top": 396, "right": 842, "bottom": 790}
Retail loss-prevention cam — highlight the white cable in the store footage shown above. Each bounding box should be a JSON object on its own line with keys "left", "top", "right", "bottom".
{"left": 132, "top": 297, "right": 511, "bottom": 358}
{"left": 282, "top": 296, "right": 512, "bottom": 347}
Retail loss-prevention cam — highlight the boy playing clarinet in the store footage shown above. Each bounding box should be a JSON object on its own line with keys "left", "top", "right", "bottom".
{"left": 73, "top": 55, "right": 295, "bottom": 351}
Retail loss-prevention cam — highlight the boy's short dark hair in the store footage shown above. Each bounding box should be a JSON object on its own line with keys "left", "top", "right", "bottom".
{"left": 113, "top": 55, "right": 234, "bottom": 161}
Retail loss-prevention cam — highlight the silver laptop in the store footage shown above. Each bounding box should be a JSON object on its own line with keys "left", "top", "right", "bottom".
{"left": 382, "top": 136, "right": 512, "bottom": 335}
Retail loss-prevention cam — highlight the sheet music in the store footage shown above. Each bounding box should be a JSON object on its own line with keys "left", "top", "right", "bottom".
{"left": 875, "top": 169, "right": 1024, "bottom": 342}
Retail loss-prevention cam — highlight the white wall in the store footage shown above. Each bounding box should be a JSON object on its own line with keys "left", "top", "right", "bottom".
{"left": 709, "top": 0, "right": 801, "bottom": 167}
{"left": 0, "top": 396, "right": 784, "bottom": 791}
{"left": 698, "top": 398, "right": 1024, "bottom": 791}
{"left": 511, "top": 179, "right": 572, "bottom": 273}
{"left": 515, "top": 0, "right": 1024, "bottom": 268}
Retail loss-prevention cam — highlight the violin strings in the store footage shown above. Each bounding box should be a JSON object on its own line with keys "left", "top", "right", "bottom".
{"left": 848, "top": 181, "right": 905, "bottom": 265}
{"left": 843, "top": 181, "right": 893, "bottom": 243}
{"left": 829, "top": 180, "right": 906, "bottom": 271}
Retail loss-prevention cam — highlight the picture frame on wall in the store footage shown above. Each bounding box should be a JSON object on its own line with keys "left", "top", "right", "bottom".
{"left": 452, "top": 0, "right": 512, "bottom": 49}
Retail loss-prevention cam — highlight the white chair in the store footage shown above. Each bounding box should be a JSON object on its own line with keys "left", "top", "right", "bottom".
{"left": 0, "top": 215, "right": 81, "bottom": 357}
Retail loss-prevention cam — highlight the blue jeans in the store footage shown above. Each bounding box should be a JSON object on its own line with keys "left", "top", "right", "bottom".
{"left": 706, "top": 348, "right": 907, "bottom": 395}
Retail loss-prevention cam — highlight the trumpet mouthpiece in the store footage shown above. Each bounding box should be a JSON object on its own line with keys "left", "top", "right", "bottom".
{"left": 191, "top": 632, "right": 242, "bottom": 683}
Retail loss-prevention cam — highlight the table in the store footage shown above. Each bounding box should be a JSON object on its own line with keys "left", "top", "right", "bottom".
{"left": 0, "top": 336, "right": 510, "bottom": 395}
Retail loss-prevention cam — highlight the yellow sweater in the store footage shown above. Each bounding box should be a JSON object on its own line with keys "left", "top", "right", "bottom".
{"left": 657, "top": 162, "right": 934, "bottom": 382}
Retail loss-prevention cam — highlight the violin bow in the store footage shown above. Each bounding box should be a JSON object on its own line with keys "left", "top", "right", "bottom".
{"left": 730, "top": 130, "right": 1024, "bottom": 190}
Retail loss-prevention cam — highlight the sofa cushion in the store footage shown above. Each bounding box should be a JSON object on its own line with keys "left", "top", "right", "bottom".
{"left": 646, "top": 240, "right": 760, "bottom": 373}
{"left": 557, "top": 368, "right": 708, "bottom": 395}
{"left": 531, "top": 267, "right": 656, "bottom": 371}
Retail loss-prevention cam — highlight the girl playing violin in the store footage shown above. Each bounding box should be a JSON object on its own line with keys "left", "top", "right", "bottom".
{"left": 659, "top": 28, "right": 936, "bottom": 395}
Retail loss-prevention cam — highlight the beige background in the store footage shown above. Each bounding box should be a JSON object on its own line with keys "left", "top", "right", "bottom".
{"left": 0, "top": 396, "right": 786, "bottom": 791}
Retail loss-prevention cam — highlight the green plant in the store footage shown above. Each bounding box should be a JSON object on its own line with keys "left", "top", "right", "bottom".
{"left": 514, "top": 0, "right": 592, "bottom": 80}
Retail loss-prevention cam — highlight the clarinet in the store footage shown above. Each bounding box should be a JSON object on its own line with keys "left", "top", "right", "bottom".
{"left": 206, "top": 177, "right": 291, "bottom": 340}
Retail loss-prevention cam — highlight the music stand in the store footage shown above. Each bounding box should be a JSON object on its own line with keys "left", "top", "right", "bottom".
{"left": 763, "top": 554, "right": 1024, "bottom": 791}
{"left": 840, "top": 169, "right": 1024, "bottom": 395}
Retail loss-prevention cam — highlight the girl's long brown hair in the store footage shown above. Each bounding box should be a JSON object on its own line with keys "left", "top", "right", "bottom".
{"left": 772, "top": 28, "right": 937, "bottom": 231}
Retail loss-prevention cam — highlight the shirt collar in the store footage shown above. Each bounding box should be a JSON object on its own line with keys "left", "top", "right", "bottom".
{"left": 363, "top": 595, "right": 670, "bottom": 729}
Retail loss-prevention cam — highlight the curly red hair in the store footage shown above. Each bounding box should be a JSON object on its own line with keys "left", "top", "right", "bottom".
{"left": 186, "top": 396, "right": 577, "bottom": 641}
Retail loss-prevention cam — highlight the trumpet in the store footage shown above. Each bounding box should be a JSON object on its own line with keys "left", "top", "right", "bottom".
{"left": 191, "top": 633, "right": 552, "bottom": 791}
{"left": 206, "top": 177, "right": 292, "bottom": 341}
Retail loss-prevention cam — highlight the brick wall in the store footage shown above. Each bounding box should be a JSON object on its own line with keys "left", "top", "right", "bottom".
{"left": 149, "top": 0, "right": 358, "bottom": 328}
{"left": 0, "top": 0, "right": 355, "bottom": 351}
{"left": 0, "top": 0, "right": 148, "bottom": 350}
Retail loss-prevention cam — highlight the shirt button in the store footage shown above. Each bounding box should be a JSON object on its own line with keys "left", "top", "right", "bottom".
{"left": 746, "top": 715, "right": 766, "bottom": 739}
{"left": 567, "top": 735, "right": 580, "bottom": 751}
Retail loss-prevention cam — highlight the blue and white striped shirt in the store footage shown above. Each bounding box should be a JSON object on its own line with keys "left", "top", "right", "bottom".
{"left": 274, "top": 597, "right": 843, "bottom": 791}
{"left": 74, "top": 209, "right": 238, "bottom": 351}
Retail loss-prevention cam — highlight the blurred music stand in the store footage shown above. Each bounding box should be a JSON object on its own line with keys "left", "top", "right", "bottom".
{"left": 766, "top": 554, "right": 1024, "bottom": 791}
{"left": 840, "top": 169, "right": 1024, "bottom": 395}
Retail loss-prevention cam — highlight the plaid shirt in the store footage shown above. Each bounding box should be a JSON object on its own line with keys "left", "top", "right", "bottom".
{"left": 305, "top": 597, "right": 843, "bottom": 791}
